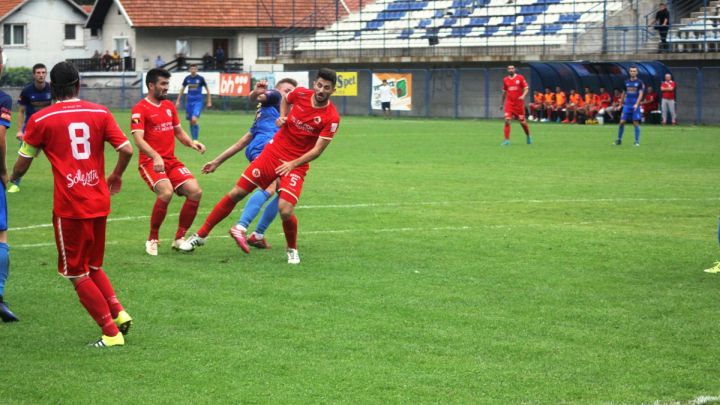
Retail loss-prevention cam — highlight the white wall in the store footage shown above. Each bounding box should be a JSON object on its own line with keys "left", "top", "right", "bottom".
{"left": 1, "top": 0, "right": 94, "bottom": 68}
{"left": 96, "top": 2, "right": 135, "bottom": 55}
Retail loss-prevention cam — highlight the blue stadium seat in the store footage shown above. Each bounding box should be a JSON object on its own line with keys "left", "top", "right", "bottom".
{"left": 398, "top": 28, "right": 414, "bottom": 39}
{"left": 450, "top": 26, "right": 472, "bottom": 37}
{"left": 540, "top": 24, "right": 563, "bottom": 35}
{"left": 469, "top": 17, "right": 489, "bottom": 27}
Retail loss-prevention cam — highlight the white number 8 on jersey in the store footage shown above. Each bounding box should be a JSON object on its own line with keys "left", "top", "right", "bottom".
{"left": 68, "top": 122, "right": 91, "bottom": 160}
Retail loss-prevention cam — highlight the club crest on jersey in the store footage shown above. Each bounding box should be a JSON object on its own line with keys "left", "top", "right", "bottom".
{"left": 166, "top": 109, "right": 172, "bottom": 117}
{"left": 252, "top": 168, "right": 261, "bottom": 178}
{"left": 313, "top": 116, "right": 322, "bottom": 124}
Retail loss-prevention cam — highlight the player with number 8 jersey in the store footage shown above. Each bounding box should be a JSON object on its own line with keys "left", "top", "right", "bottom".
{"left": 11, "top": 61, "right": 134, "bottom": 347}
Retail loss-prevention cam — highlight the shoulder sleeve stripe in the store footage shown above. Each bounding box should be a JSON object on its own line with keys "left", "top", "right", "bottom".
{"left": 114, "top": 140, "right": 130, "bottom": 151}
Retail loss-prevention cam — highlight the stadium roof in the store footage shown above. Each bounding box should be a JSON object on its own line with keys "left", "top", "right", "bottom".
{"left": 87, "top": 0, "right": 366, "bottom": 29}
{"left": 0, "top": 0, "right": 88, "bottom": 22}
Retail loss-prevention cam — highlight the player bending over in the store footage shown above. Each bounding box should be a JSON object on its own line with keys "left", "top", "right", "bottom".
{"left": 10, "top": 62, "right": 133, "bottom": 347}
{"left": 179, "top": 68, "right": 341, "bottom": 265}
{"left": 500, "top": 65, "right": 531, "bottom": 145}
{"left": 201, "top": 78, "right": 297, "bottom": 252}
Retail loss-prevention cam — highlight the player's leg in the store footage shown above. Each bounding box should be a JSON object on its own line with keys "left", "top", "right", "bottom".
{"left": 87, "top": 216, "right": 132, "bottom": 334}
{"left": 633, "top": 120, "right": 641, "bottom": 146}
{"left": 190, "top": 102, "right": 202, "bottom": 141}
{"left": 277, "top": 170, "right": 308, "bottom": 264}
{"left": 174, "top": 177, "right": 203, "bottom": 247}
{"left": 55, "top": 216, "right": 122, "bottom": 346}
{"left": 236, "top": 190, "right": 271, "bottom": 230}
{"left": 669, "top": 99, "right": 677, "bottom": 124}
{"left": 148, "top": 180, "right": 173, "bottom": 255}
{"left": 0, "top": 187, "right": 16, "bottom": 322}
{"left": 518, "top": 116, "right": 531, "bottom": 144}
{"left": 502, "top": 111, "right": 511, "bottom": 145}
{"left": 249, "top": 181, "right": 280, "bottom": 249}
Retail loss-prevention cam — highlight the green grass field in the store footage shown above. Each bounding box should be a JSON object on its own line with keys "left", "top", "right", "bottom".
{"left": 2, "top": 111, "right": 719, "bottom": 404}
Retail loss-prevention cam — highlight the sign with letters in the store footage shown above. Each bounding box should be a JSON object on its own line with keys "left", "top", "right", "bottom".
{"left": 334, "top": 72, "right": 358, "bottom": 96}
{"left": 372, "top": 73, "right": 412, "bottom": 111}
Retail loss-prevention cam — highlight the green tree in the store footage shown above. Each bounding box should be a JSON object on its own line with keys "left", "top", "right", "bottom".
{"left": 0, "top": 67, "right": 32, "bottom": 87}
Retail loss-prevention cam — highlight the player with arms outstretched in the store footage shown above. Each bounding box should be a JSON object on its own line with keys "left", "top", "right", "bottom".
{"left": 132, "top": 68, "right": 206, "bottom": 256}
{"left": 202, "top": 78, "right": 297, "bottom": 252}
{"left": 180, "top": 68, "right": 341, "bottom": 265}
{"left": 10, "top": 62, "right": 134, "bottom": 346}
{"left": 175, "top": 64, "right": 212, "bottom": 141}
{"left": 500, "top": 65, "right": 531, "bottom": 145}
{"left": 614, "top": 66, "right": 644, "bottom": 146}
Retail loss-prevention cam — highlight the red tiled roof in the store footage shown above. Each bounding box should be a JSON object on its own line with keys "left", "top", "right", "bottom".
{"left": 0, "top": 0, "right": 26, "bottom": 21}
{"left": 120, "top": 0, "right": 366, "bottom": 28}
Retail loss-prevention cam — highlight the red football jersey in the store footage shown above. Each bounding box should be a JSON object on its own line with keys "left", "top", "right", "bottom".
{"left": 661, "top": 80, "right": 676, "bottom": 100}
{"left": 22, "top": 99, "right": 129, "bottom": 219}
{"left": 266, "top": 87, "right": 340, "bottom": 161}
{"left": 503, "top": 74, "right": 528, "bottom": 103}
{"left": 130, "top": 98, "right": 180, "bottom": 163}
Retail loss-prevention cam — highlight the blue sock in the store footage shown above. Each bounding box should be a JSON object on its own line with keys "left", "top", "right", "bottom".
{"left": 255, "top": 196, "right": 279, "bottom": 235}
{"left": 190, "top": 124, "right": 199, "bottom": 140}
{"left": 238, "top": 190, "right": 270, "bottom": 228}
{"left": 617, "top": 124, "right": 624, "bottom": 140}
{"left": 634, "top": 125, "right": 640, "bottom": 143}
{"left": 0, "top": 243, "right": 9, "bottom": 297}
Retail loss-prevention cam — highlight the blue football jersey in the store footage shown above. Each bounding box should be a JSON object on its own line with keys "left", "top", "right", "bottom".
{"left": 246, "top": 90, "right": 282, "bottom": 161}
{"left": 0, "top": 90, "right": 12, "bottom": 128}
{"left": 182, "top": 74, "right": 207, "bottom": 100}
{"left": 623, "top": 78, "right": 645, "bottom": 107}
{"left": 18, "top": 82, "right": 52, "bottom": 125}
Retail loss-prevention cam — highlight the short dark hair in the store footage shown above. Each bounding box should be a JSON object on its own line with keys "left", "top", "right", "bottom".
{"left": 189, "top": 64, "right": 198, "bottom": 68}
{"left": 146, "top": 68, "right": 170, "bottom": 88}
{"left": 32, "top": 63, "right": 46, "bottom": 73}
{"left": 276, "top": 78, "right": 298, "bottom": 87}
{"left": 50, "top": 61, "right": 80, "bottom": 100}
{"left": 316, "top": 68, "right": 337, "bottom": 87}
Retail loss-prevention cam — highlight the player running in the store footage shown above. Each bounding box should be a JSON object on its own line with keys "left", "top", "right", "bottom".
{"left": 179, "top": 68, "right": 341, "bottom": 265}
{"left": 201, "top": 78, "right": 297, "bottom": 252}
{"left": 0, "top": 47, "right": 18, "bottom": 322}
{"left": 175, "top": 64, "right": 212, "bottom": 141}
{"left": 614, "top": 66, "right": 645, "bottom": 146}
{"left": 10, "top": 61, "right": 134, "bottom": 347}
{"left": 132, "top": 68, "right": 206, "bottom": 256}
{"left": 9, "top": 63, "right": 53, "bottom": 193}
{"left": 500, "top": 65, "right": 531, "bottom": 145}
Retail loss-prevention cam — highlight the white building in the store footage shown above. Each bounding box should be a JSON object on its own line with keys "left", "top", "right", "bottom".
{"left": 1, "top": 0, "right": 100, "bottom": 68}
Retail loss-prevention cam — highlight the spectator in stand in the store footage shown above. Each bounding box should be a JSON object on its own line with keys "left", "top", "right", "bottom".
{"left": 542, "top": 87, "right": 555, "bottom": 122}
{"left": 660, "top": 73, "right": 677, "bottom": 125}
{"left": 202, "top": 52, "right": 214, "bottom": 71}
{"left": 155, "top": 55, "right": 165, "bottom": 68}
{"left": 529, "top": 90, "right": 545, "bottom": 121}
{"left": 641, "top": 86, "right": 659, "bottom": 122}
{"left": 122, "top": 41, "right": 132, "bottom": 71}
{"left": 607, "top": 88, "right": 624, "bottom": 123}
{"left": 652, "top": 3, "right": 671, "bottom": 53}
{"left": 101, "top": 50, "right": 112, "bottom": 71}
{"left": 111, "top": 50, "right": 121, "bottom": 71}
{"left": 215, "top": 46, "right": 225, "bottom": 70}
{"left": 552, "top": 86, "right": 566, "bottom": 122}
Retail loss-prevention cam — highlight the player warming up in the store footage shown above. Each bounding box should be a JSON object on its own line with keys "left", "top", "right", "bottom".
{"left": 0, "top": 47, "right": 18, "bottom": 322}
{"left": 500, "top": 65, "right": 531, "bottom": 145}
{"left": 132, "top": 68, "right": 206, "bottom": 256}
{"left": 10, "top": 62, "right": 133, "bottom": 346}
{"left": 175, "top": 64, "right": 211, "bottom": 141}
{"left": 180, "top": 68, "right": 341, "bottom": 265}
{"left": 201, "top": 78, "right": 297, "bottom": 252}
{"left": 614, "top": 66, "right": 644, "bottom": 147}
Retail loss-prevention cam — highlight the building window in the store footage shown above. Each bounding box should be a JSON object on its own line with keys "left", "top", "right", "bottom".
{"left": 65, "top": 24, "right": 77, "bottom": 40}
{"left": 258, "top": 38, "right": 280, "bottom": 57}
{"left": 3, "top": 24, "right": 25, "bottom": 46}
{"left": 90, "top": 27, "right": 99, "bottom": 37}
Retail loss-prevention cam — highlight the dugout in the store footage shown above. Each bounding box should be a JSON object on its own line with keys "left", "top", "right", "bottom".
{"left": 528, "top": 61, "right": 671, "bottom": 94}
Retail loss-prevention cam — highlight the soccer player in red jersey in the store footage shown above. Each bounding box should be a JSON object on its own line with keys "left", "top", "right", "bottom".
{"left": 131, "top": 68, "right": 206, "bottom": 256}
{"left": 500, "top": 65, "right": 531, "bottom": 145}
{"left": 10, "top": 62, "right": 134, "bottom": 347}
{"left": 179, "top": 68, "right": 341, "bottom": 264}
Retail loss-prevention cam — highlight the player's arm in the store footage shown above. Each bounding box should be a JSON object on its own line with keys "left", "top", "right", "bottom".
{"left": 10, "top": 142, "right": 39, "bottom": 184}
{"left": 0, "top": 125, "right": 7, "bottom": 185}
{"left": 249, "top": 80, "right": 269, "bottom": 103}
{"left": 131, "top": 129, "right": 166, "bottom": 173}
{"left": 173, "top": 125, "right": 205, "bottom": 154}
{"left": 15, "top": 105, "right": 25, "bottom": 140}
{"left": 175, "top": 86, "right": 186, "bottom": 106}
{"left": 500, "top": 90, "right": 506, "bottom": 110}
{"left": 204, "top": 83, "right": 212, "bottom": 107}
{"left": 520, "top": 85, "right": 528, "bottom": 101}
{"left": 107, "top": 142, "right": 133, "bottom": 195}
{"left": 276, "top": 92, "right": 292, "bottom": 127}
{"left": 275, "top": 137, "right": 332, "bottom": 177}
{"left": 202, "top": 131, "right": 253, "bottom": 174}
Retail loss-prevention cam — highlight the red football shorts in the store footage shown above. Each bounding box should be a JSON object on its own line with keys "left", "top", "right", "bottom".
{"left": 236, "top": 150, "right": 309, "bottom": 206}
{"left": 139, "top": 157, "right": 195, "bottom": 193}
{"left": 504, "top": 101, "right": 526, "bottom": 120}
{"left": 53, "top": 215, "right": 106, "bottom": 278}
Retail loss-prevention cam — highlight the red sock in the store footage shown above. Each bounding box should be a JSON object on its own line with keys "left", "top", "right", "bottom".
{"left": 75, "top": 277, "right": 119, "bottom": 337}
{"left": 176, "top": 199, "right": 200, "bottom": 240}
{"left": 89, "top": 268, "right": 123, "bottom": 318}
{"left": 149, "top": 198, "right": 169, "bottom": 240}
{"left": 503, "top": 122, "right": 510, "bottom": 140}
{"left": 198, "top": 195, "right": 236, "bottom": 238}
{"left": 521, "top": 122, "right": 530, "bottom": 135}
{"left": 282, "top": 215, "right": 298, "bottom": 249}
